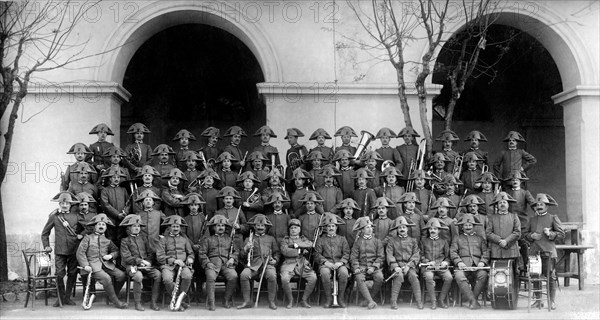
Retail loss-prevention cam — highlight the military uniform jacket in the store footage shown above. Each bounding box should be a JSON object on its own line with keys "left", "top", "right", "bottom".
{"left": 201, "top": 186, "right": 220, "bottom": 219}
{"left": 157, "top": 234, "right": 194, "bottom": 270}
{"left": 240, "top": 233, "right": 280, "bottom": 272}
{"left": 201, "top": 145, "right": 220, "bottom": 166}
{"left": 437, "top": 215, "right": 458, "bottom": 244}
{"left": 334, "top": 145, "right": 357, "bottom": 157}
{"left": 450, "top": 233, "right": 489, "bottom": 267}
{"left": 414, "top": 187, "right": 433, "bottom": 215}
{"left": 251, "top": 169, "right": 269, "bottom": 191}
{"left": 175, "top": 148, "right": 192, "bottom": 171}
{"left": 124, "top": 142, "right": 153, "bottom": 169}
{"left": 100, "top": 185, "right": 130, "bottom": 224}
{"left": 376, "top": 146, "right": 403, "bottom": 172}
{"left": 352, "top": 188, "right": 377, "bottom": 219}
{"left": 223, "top": 144, "right": 246, "bottom": 172}
{"left": 76, "top": 233, "right": 118, "bottom": 272}
{"left": 299, "top": 213, "right": 322, "bottom": 240}
{"left": 198, "top": 233, "right": 239, "bottom": 270}
{"left": 280, "top": 235, "right": 313, "bottom": 267}
{"left": 310, "top": 168, "right": 325, "bottom": 189}
{"left": 455, "top": 212, "right": 487, "bottom": 240}
{"left": 486, "top": 212, "right": 521, "bottom": 259}
{"left": 68, "top": 181, "right": 98, "bottom": 201}
{"left": 339, "top": 218, "right": 357, "bottom": 249}
{"left": 314, "top": 234, "right": 350, "bottom": 266}
{"left": 396, "top": 144, "right": 418, "bottom": 179}
{"left": 88, "top": 141, "right": 115, "bottom": 170}
{"left": 77, "top": 209, "right": 97, "bottom": 236}
{"left": 366, "top": 168, "right": 381, "bottom": 190}
{"left": 351, "top": 236, "right": 384, "bottom": 271}
{"left": 476, "top": 191, "right": 495, "bottom": 216}
{"left": 507, "top": 188, "right": 535, "bottom": 231}
{"left": 133, "top": 185, "right": 162, "bottom": 214}
{"left": 400, "top": 209, "right": 426, "bottom": 240}
{"left": 152, "top": 163, "right": 175, "bottom": 188}
{"left": 42, "top": 210, "right": 81, "bottom": 255}
{"left": 461, "top": 148, "right": 488, "bottom": 167}
{"left": 291, "top": 189, "right": 309, "bottom": 214}
{"left": 62, "top": 161, "right": 98, "bottom": 191}
{"left": 161, "top": 186, "right": 185, "bottom": 217}
{"left": 460, "top": 169, "right": 482, "bottom": 194}
{"left": 376, "top": 185, "right": 405, "bottom": 219}
{"left": 139, "top": 209, "right": 166, "bottom": 253}
{"left": 218, "top": 169, "right": 239, "bottom": 188}
{"left": 336, "top": 167, "right": 355, "bottom": 199}
{"left": 310, "top": 146, "right": 334, "bottom": 165}
{"left": 183, "top": 169, "right": 201, "bottom": 193}
{"left": 238, "top": 189, "right": 264, "bottom": 219}
{"left": 120, "top": 234, "right": 156, "bottom": 267}
{"left": 373, "top": 216, "right": 393, "bottom": 244}
{"left": 97, "top": 165, "right": 131, "bottom": 188}
{"left": 493, "top": 148, "right": 537, "bottom": 181}
{"left": 440, "top": 149, "right": 459, "bottom": 174}
{"left": 184, "top": 213, "right": 207, "bottom": 245}
{"left": 420, "top": 237, "right": 450, "bottom": 265}
{"left": 266, "top": 212, "right": 290, "bottom": 241}
{"left": 386, "top": 236, "right": 420, "bottom": 269}
{"left": 261, "top": 187, "right": 291, "bottom": 211}
{"left": 317, "top": 185, "right": 343, "bottom": 213}
{"left": 253, "top": 145, "right": 280, "bottom": 167}
{"left": 523, "top": 213, "right": 565, "bottom": 258}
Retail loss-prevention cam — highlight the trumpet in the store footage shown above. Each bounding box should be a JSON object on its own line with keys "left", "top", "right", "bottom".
{"left": 82, "top": 273, "right": 95, "bottom": 310}
{"left": 352, "top": 131, "right": 375, "bottom": 160}
{"left": 331, "top": 268, "right": 340, "bottom": 307}
{"left": 244, "top": 188, "right": 260, "bottom": 206}
{"left": 452, "top": 153, "right": 464, "bottom": 179}
{"left": 247, "top": 231, "right": 254, "bottom": 267}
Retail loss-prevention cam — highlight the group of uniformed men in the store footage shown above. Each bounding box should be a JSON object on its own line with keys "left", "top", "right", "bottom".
{"left": 40, "top": 122, "right": 564, "bottom": 312}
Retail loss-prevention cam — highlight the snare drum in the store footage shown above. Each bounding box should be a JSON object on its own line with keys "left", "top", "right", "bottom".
{"left": 489, "top": 259, "right": 518, "bottom": 309}
{"left": 528, "top": 255, "right": 542, "bottom": 276}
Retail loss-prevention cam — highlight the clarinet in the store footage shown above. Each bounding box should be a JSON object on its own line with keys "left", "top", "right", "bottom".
{"left": 246, "top": 231, "right": 254, "bottom": 267}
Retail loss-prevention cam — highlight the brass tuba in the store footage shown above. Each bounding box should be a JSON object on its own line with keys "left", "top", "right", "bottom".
{"left": 287, "top": 149, "right": 305, "bottom": 171}
{"left": 353, "top": 131, "right": 375, "bottom": 160}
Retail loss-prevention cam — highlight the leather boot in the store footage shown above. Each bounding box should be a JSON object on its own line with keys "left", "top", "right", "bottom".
{"left": 133, "top": 283, "right": 144, "bottom": 311}
{"left": 338, "top": 277, "right": 348, "bottom": 308}
{"left": 63, "top": 275, "right": 76, "bottom": 305}
{"left": 472, "top": 279, "right": 487, "bottom": 302}
{"left": 408, "top": 275, "right": 423, "bottom": 309}
{"left": 150, "top": 279, "right": 161, "bottom": 311}
{"left": 439, "top": 279, "right": 452, "bottom": 309}
{"left": 550, "top": 277, "right": 557, "bottom": 310}
{"left": 322, "top": 280, "right": 332, "bottom": 308}
{"left": 457, "top": 279, "right": 475, "bottom": 307}
{"left": 284, "top": 288, "right": 294, "bottom": 309}
{"left": 105, "top": 282, "right": 128, "bottom": 309}
{"left": 206, "top": 280, "right": 216, "bottom": 311}
{"left": 426, "top": 279, "right": 436, "bottom": 310}
{"left": 300, "top": 277, "right": 316, "bottom": 308}
{"left": 390, "top": 281, "right": 400, "bottom": 309}
{"left": 237, "top": 280, "right": 252, "bottom": 309}
{"left": 357, "top": 280, "right": 376, "bottom": 309}
{"left": 268, "top": 279, "right": 278, "bottom": 310}
{"left": 224, "top": 279, "right": 235, "bottom": 309}
{"left": 53, "top": 277, "right": 65, "bottom": 307}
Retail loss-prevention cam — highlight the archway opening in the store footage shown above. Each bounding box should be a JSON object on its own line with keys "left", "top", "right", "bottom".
{"left": 120, "top": 23, "right": 266, "bottom": 151}
{"left": 433, "top": 24, "right": 566, "bottom": 219}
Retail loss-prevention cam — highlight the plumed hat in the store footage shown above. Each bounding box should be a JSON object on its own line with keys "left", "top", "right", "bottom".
{"left": 410, "top": 169, "right": 431, "bottom": 180}
{"left": 332, "top": 149, "right": 355, "bottom": 161}
{"left": 151, "top": 144, "right": 175, "bottom": 156}
{"left": 208, "top": 214, "right": 230, "bottom": 226}
{"left": 288, "top": 219, "right": 301, "bottom": 228}
{"left": 503, "top": 131, "right": 525, "bottom": 142}
{"left": 533, "top": 193, "right": 558, "bottom": 206}
{"left": 264, "top": 167, "right": 284, "bottom": 181}
{"left": 181, "top": 151, "right": 200, "bottom": 161}
{"left": 459, "top": 194, "right": 485, "bottom": 207}
{"left": 67, "top": 143, "right": 92, "bottom": 154}
{"left": 136, "top": 165, "right": 161, "bottom": 178}
{"left": 360, "top": 150, "right": 383, "bottom": 162}
{"left": 381, "top": 166, "right": 402, "bottom": 178}
{"left": 336, "top": 198, "right": 360, "bottom": 211}
{"left": 309, "top": 128, "right": 332, "bottom": 140}
{"left": 435, "top": 130, "right": 459, "bottom": 142}
{"left": 476, "top": 172, "right": 500, "bottom": 183}
{"left": 440, "top": 175, "right": 463, "bottom": 185}
{"left": 198, "top": 168, "right": 221, "bottom": 180}
{"left": 319, "top": 212, "right": 346, "bottom": 226}
{"left": 455, "top": 213, "right": 482, "bottom": 226}
{"left": 284, "top": 128, "right": 305, "bottom": 139}
{"left": 89, "top": 123, "right": 114, "bottom": 135}
{"left": 463, "top": 151, "right": 484, "bottom": 162}
{"left": 163, "top": 168, "right": 187, "bottom": 180}
{"left": 422, "top": 217, "right": 449, "bottom": 230}
{"left": 72, "top": 162, "right": 96, "bottom": 174}
{"left": 292, "top": 168, "right": 312, "bottom": 180}
{"left": 119, "top": 214, "right": 146, "bottom": 227}
{"left": 398, "top": 127, "right": 420, "bottom": 137}
{"left": 353, "top": 168, "right": 374, "bottom": 179}
{"left": 334, "top": 126, "right": 358, "bottom": 137}
{"left": 216, "top": 186, "right": 241, "bottom": 199}
{"left": 161, "top": 215, "right": 188, "bottom": 226}
{"left": 87, "top": 213, "right": 114, "bottom": 226}
{"left": 319, "top": 164, "right": 341, "bottom": 177}
{"left": 135, "top": 189, "right": 161, "bottom": 202}
{"left": 127, "top": 123, "right": 151, "bottom": 134}
{"left": 503, "top": 170, "right": 529, "bottom": 181}
{"left": 101, "top": 167, "right": 128, "bottom": 178}
{"left": 375, "top": 127, "right": 397, "bottom": 139}
{"left": 263, "top": 191, "right": 290, "bottom": 205}
{"left": 173, "top": 129, "right": 196, "bottom": 141}
{"left": 253, "top": 125, "right": 277, "bottom": 138}
{"left": 429, "top": 152, "right": 450, "bottom": 164}
{"left": 490, "top": 192, "right": 517, "bottom": 205}
{"left": 464, "top": 130, "right": 488, "bottom": 142}
{"left": 371, "top": 197, "right": 395, "bottom": 208}
{"left": 306, "top": 151, "right": 326, "bottom": 161}
{"left": 237, "top": 171, "right": 260, "bottom": 184}
{"left": 52, "top": 192, "right": 78, "bottom": 205}
{"left": 431, "top": 197, "right": 457, "bottom": 209}
{"left": 397, "top": 192, "right": 421, "bottom": 204}
{"left": 391, "top": 216, "right": 416, "bottom": 230}
{"left": 201, "top": 127, "right": 221, "bottom": 139}
{"left": 103, "top": 146, "right": 127, "bottom": 157}
{"left": 352, "top": 217, "right": 373, "bottom": 232}
{"left": 247, "top": 214, "right": 272, "bottom": 226}
{"left": 247, "top": 151, "right": 268, "bottom": 161}
{"left": 224, "top": 126, "right": 247, "bottom": 137}
{"left": 181, "top": 193, "right": 206, "bottom": 205}
{"left": 215, "top": 151, "right": 238, "bottom": 163}
{"left": 299, "top": 191, "right": 324, "bottom": 203}
{"left": 75, "top": 192, "right": 96, "bottom": 203}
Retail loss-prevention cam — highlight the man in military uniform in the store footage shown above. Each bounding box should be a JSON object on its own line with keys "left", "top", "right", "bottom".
{"left": 309, "top": 128, "right": 334, "bottom": 166}
{"left": 124, "top": 123, "right": 153, "bottom": 175}
{"left": 88, "top": 123, "right": 115, "bottom": 172}
{"left": 350, "top": 217, "right": 384, "bottom": 309}
{"left": 223, "top": 126, "right": 248, "bottom": 173}
{"left": 253, "top": 125, "right": 280, "bottom": 169}
{"left": 199, "top": 126, "right": 222, "bottom": 170}
{"left": 173, "top": 129, "right": 197, "bottom": 171}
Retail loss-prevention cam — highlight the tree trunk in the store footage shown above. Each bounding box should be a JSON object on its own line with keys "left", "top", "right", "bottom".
{"left": 0, "top": 190, "right": 8, "bottom": 281}
{"left": 395, "top": 64, "right": 413, "bottom": 128}
{"left": 445, "top": 97, "right": 458, "bottom": 130}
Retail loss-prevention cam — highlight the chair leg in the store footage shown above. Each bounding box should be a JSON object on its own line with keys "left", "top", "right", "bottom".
{"left": 44, "top": 279, "right": 49, "bottom": 306}
{"left": 24, "top": 285, "right": 31, "bottom": 308}
{"left": 32, "top": 279, "right": 36, "bottom": 310}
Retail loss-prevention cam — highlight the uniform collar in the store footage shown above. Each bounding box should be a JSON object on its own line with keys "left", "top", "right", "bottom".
{"left": 508, "top": 147, "right": 517, "bottom": 150}
{"left": 512, "top": 187, "right": 521, "bottom": 191}
{"left": 135, "top": 140, "right": 143, "bottom": 144}
{"left": 497, "top": 210, "right": 508, "bottom": 215}
{"left": 208, "top": 143, "right": 216, "bottom": 148}
{"left": 79, "top": 210, "right": 88, "bottom": 215}
{"left": 398, "top": 234, "right": 408, "bottom": 238}
{"left": 180, "top": 147, "right": 189, "bottom": 150}
{"left": 261, "top": 143, "right": 270, "bottom": 147}
{"left": 341, "top": 167, "right": 351, "bottom": 171}
{"left": 464, "top": 232, "right": 475, "bottom": 236}
{"left": 536, "top": 211, "right": 548, "bottom": 216}
{"left": 143, "top": 183, "right": 153, "bottom": 188}
{"left": 273, "top": 210, "right": 283, "bottom": 215}
{"left": 169, "top": 233, "right": 180, "bottom": 238}
{"left": 358, "top": 186, "right": 367, "bottom": 190}
{"left": 443, "top": 148, "right": 452, "bottom": 152}
{"left": 189, "top": 211, "right": 200, "bottom": 216}
{"left": 430, "top": 235, "right": 439, "bottom": 240}
{"left": 222, "top": 168, "right": 231, "bottom": 172}
{"left": 306, "top": 211, "right": 316, "bottom": 215}
{"left": 159, "top": 162, "right": 168, "bottom": 165}
{"left": 344, "top": 214, "right": 354, "bottom": 220}
{"left": 363, "top": 234, "right": 373, "bottom": 240}
{"left": 187, "top": 168, "right": 196, "bottom": 172}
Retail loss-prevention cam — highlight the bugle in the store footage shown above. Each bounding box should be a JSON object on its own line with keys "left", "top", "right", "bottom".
{"left": 352, "top": 131, "right": 375, "bottom": 160}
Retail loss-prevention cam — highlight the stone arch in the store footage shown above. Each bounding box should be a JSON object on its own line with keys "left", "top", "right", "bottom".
{"left": 94, "top": 0, "right": 283, "bottom": 84}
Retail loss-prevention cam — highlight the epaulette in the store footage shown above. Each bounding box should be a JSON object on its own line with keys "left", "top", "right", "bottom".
{"left": 49, "top": 209, "right": 58, "bottom": 217}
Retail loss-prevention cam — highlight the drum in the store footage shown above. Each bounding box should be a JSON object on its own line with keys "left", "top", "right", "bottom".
{"left": 528, "top": 255, "right": 542, "bottom": 276}
{"left": 489, "top": 259, "right": 518, "bottom": 309}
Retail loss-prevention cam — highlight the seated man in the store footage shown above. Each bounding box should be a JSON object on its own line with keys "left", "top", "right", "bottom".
{"left": 350, "top": 217, "right": 384, "bottom": 309}
{"left": 279, "top": 219, "right": 317, "bottom": 309}
{"left": 76, "top": 214, "right": 127, "bottom": 309}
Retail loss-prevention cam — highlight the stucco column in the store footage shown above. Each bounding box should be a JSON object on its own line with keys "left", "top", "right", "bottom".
{"left": 553, "top": 85, "right": 600, "bottom": 285}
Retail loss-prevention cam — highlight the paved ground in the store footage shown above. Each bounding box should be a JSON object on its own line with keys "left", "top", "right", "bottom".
{"left": 2, "top": 283, "right": 599, "bottom": 319}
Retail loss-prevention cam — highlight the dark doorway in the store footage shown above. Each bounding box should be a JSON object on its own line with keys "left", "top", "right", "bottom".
{"left": 433, "top": 24, "right": 566, "bottom": 219}
{"left": 121, "top": 24, "right": 266, "bottom": 152}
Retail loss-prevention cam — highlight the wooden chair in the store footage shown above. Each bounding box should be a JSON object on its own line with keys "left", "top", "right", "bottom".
{"left": 22, "top": 250, "right": 61, "bottom": 310}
